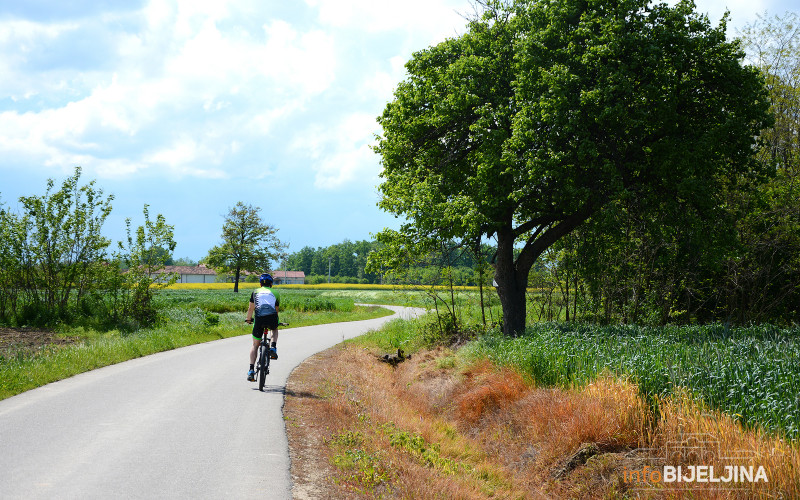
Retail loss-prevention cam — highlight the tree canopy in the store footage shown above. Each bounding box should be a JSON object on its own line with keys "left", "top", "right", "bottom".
{"left": 205, "top": 202, "right": 286, "bottom": 292}
{"left": 374, "top": 0, "right": 772, "bottom": 335}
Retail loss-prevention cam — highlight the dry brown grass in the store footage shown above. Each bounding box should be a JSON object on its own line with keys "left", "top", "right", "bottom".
{"left": 649, "top": 390, "right": 800, "bottom": 499}
{"left": 285, "top": 345, "right": 799, "bottom": 499}
{"left": 453, "top": 361, "right": 529, "bottom": 425}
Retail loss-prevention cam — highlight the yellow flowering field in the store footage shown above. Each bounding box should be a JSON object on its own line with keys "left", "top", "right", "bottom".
{"left": 166, "top": 282, "right": 259, "bottom": 290}
{"left": 165, "top": 282, "right": 486, "bottom": 292}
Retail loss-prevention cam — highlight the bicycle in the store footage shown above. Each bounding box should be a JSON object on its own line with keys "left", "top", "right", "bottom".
{"left": 247, "top": 321, "right": 288, "bottom": 391}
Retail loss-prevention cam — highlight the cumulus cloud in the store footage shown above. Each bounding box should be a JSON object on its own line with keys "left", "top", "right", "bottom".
{"left": 3, "top": 0, "right": 780, "bottom": 189}
{"left": 292, "top": 112, "right": 381, "bottom": 189}
{"left": 305, "top": 0, "right": 466, "bottom": 40}
{"left": 0, "top": 0, "right": 339, "bottom": 181}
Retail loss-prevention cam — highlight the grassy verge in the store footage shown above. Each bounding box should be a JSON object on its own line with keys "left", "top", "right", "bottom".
{"left": 462, "top": 322, "right": 800, "bottom": 441}
{"left": 286, "top": 318, "right": 800, "bottom": 499}
{"left": 0, "top": 289, "right": 392, "bottom": 401}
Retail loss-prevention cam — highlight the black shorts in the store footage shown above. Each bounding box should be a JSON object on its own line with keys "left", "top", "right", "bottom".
{"left": 252, "top": 314, "right": 279, "bottom": 339}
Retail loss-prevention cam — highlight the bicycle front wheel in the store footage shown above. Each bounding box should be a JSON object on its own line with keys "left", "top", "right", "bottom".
{"left": 258, "top": 347, "right": 268, "bottom": 391}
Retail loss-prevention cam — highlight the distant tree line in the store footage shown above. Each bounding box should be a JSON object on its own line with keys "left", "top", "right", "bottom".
{"left": 284, "top": 240, "right": 496, "bottom": 285}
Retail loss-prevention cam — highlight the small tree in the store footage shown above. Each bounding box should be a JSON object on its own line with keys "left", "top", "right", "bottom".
{"left": 106, "top": 204, "right": 177, "bottom": 327}
{"left": 205, "top": 202, "right": 286, "bottom": 292}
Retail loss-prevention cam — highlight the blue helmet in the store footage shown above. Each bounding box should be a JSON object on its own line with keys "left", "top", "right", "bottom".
{"left": 259, "top": 273, "right": 273, "bottom": 286}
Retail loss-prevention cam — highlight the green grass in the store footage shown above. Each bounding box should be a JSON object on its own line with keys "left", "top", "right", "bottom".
{"left": 153, "top": 288, "right": 360, "bottom": 313}
{"left": 0, "top": 289, "right": 393, "bottom": 401}
{"left": 462, "top": 323, "right": 800, "bottom": 441}
{"left": 344, "top": 296, "right": 800, "bottom": 442}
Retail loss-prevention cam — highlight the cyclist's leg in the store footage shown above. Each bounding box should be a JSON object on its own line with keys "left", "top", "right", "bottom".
{"left": 250, "top": 318, "right": 266, "bottom": 364}
{"left": 249, "top": 337, "right": 259, "bottom": 365}
{"left": 265, "top": 314, "right": 279, "bottom": 347}
{"left": 270, "top": 328, "right": 279, "bottom": 347}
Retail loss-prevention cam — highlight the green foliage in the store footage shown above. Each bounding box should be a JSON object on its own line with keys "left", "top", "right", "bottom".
{"left": 203, "top": 312, "right": 220, "bottom": 327}
{"left": 384, "top": 423, "right": 465, "bottom": 475}
{"left": 155, "top": 289, "right": 356, "bottom": 314}
{"left": 205, "top": 202, "right": 286, "bottom": 292}
{"left": 374, "top": 0, "right": 772, "bottom": 335}
{"left": 172, "top": 256, "right": 198, "bottom": 266}
{"left": 331, "top": 448, "right": 390, "bottom": 489}
{"left": 107, "top": 204, "right": 177, "bottom": 328}
{"left": 467, "top": 323, "right": 800, "bottom": 440}
{"left": 0, "top": 167, "right": 114, "bottom": 325}
{"left": 531, "top": 12, "right": 800, "bottom": 326}
{"left": 727, "top": 12, "right": 800, "bottom": 323}
{"left": 0, "top": 170, "right": 179, "bottom": 329}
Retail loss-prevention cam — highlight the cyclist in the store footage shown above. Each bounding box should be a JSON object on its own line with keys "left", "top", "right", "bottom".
{"left": 245, "top": 273, "right": 280, "bottom": 382}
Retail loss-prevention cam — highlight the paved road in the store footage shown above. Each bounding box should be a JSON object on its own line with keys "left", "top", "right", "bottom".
{"left": 0, "top": 306, "right": 421, "bottom": 499}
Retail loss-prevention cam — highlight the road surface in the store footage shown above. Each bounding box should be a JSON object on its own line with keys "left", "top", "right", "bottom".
{"left": 0, "top": 306, "right": 421, "bottom": 499}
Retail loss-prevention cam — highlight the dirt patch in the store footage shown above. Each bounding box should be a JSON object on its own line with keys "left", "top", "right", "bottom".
{"left": 0, "top": 327, "right": 78, "bottom": 355}
{"left": 285, "top": 346, "right": 360, "bottom": 500}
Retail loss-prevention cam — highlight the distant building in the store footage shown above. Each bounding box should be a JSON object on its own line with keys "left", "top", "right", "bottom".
{"left": 270, "top": 270, "right": 306, "bottom": 285}
{"left": 149, "top": 266, "right": 306, "bottom": 285}
{"left": 152, "top": 264, "right": 218, "bottom": 283}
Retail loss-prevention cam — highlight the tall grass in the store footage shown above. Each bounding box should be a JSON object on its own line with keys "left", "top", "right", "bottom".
{"left": 0, "top": 289, "right": 390, "bottom": 401}
{"left": 154, "top": 289, "right": 356, "bottom": 313}
{"left": 465, "top": 323, "right": 800, "bottom": 440}
{"left": 0, "top": 311, "right": 248, "bottom": 399}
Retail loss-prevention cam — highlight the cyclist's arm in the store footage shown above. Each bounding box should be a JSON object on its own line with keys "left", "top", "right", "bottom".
{"left": 246, "top": 301, "right": 255, "bottom": 323}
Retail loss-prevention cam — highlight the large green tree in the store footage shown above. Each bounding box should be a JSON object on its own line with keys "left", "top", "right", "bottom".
{"left": 374, "top": 0, "right": 771, "bottom": 335}
{"left": 205, "top": 202, "right": 286, "bottom": 292}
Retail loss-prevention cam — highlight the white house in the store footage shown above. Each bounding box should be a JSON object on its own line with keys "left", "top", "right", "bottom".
{"left": 270, "top": 270, "right": 306, "bottom": 285}
{"left": 149, "top": 266, "right": 305, "bottom": 285}
{"left": 153, "top": 264, "right": 218, "bottom": 283}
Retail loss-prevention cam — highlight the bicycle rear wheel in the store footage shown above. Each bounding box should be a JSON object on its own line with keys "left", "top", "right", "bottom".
{"left": 258, "top": 346, "right": 268, "bottom": 391}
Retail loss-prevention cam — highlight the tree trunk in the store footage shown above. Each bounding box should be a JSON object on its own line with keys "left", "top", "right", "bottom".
{"left": 494, "top": 203, "right": 597, "bottom": 336}
{"left": 494, "top": 227, "right": 531, "bottom": 336}
{"left": 233, "top": 265, "right": 241, "bottom": 293}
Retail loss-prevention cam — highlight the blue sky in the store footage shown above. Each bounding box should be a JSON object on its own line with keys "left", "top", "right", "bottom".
{"left": 1, "top": 0, "right": 798, "bottom": 261}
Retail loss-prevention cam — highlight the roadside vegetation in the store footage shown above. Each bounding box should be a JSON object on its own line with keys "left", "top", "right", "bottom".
{"left": 287, "top": 311, "right": 800, "bottom": 499}
{"left": 0, "top": 288, "right": 391, "bottom": 401}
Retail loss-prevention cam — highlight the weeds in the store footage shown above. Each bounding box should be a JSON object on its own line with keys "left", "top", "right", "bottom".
{"left": 383, "top": 423, "right": 467, "bottom": 475}
{"left": 287, "top": 341, "right": 798, "bottom": 499}
{"left": 467, "top": 322, "right": 800, "bottom": 440}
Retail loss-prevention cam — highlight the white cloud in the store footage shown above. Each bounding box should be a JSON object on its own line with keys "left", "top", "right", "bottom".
{"left": 313, "top": 144, "right": 377, "bottom": 189}
{"left": 292, "top": 112, "right": 381, "bottom": 189}
{"left": 305, "top": 0, "right": 467, "bottom": 41}
{"left": 359, "top": 55, "right": 408, "bottom": 102}
{"left": 0, "top": 0, "right": 342, "bottom": 181}
{"left": 143, "top": 136, "right": 228, "bottom": 179}
{"left": 260, "top": 20, "right": 337, "bottom": 95}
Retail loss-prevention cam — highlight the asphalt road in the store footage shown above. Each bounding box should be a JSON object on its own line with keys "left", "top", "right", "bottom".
{"left": 0, "top": 306, "right": 421, "bottom": 499}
